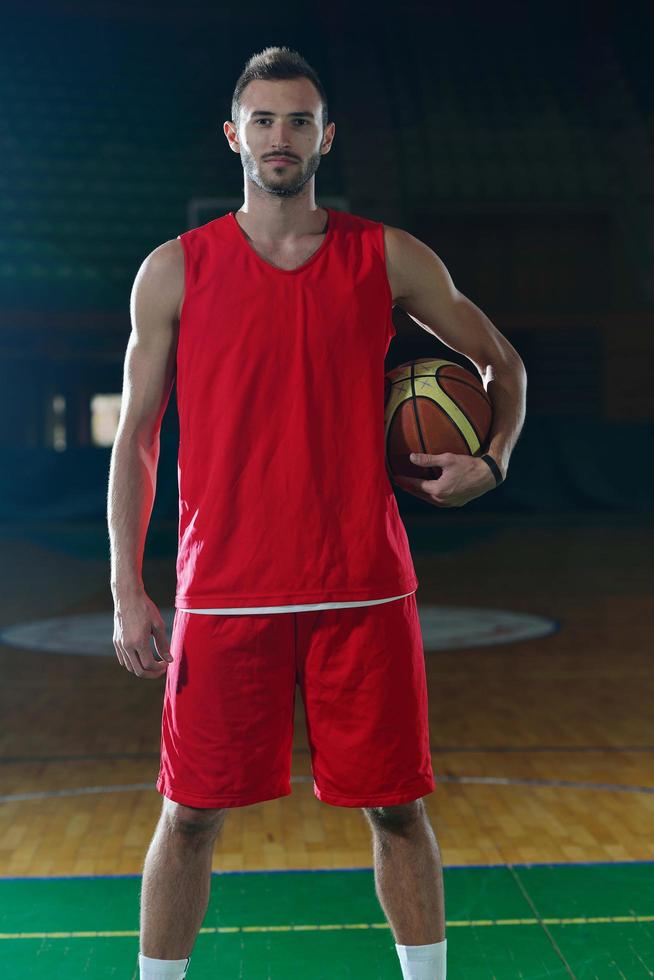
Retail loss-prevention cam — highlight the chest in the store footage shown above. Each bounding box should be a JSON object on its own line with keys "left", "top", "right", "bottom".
{"left": 245, "top": 233, "right": 327, "bottom": 272}
{"left": 245, "top": 229, "right": 400, "bottom": 303}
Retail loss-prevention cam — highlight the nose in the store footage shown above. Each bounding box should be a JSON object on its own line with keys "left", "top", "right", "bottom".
{"left": 267, "top": 120, "right": 296, "bottom": 147}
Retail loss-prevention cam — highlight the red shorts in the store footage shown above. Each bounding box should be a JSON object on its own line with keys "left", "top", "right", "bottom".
{"left": 156, "top": 593, "right": 435, "bottom": 809}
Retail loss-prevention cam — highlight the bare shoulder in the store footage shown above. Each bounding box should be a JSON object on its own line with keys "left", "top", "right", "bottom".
{"left": 133, "top": 238, "right": 186, "bottom": 325}
{"left": 120, "top": 239, "right": 185, "bottom": 443}
{"left": 382, "top": 224, "right": 431, "bottom": 306}
{"left": 382, "top": 223, "right": 455, "bottom": 309}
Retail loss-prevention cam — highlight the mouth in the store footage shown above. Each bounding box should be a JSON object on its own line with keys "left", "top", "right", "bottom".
{"left": 265, "top": 157, "right": 297, "bottom": 165}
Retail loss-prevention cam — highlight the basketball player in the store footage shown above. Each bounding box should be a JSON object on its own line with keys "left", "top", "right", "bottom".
{"left": 108, "top": 47, "right": 526, "bottom": 980}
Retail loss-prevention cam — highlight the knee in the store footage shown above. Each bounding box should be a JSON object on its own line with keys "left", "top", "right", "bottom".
{"left": 161, "top": 799, "right": 228, "bottom": 842}
{"left": 362, "top": 798, "right": 425, "bottom": 836}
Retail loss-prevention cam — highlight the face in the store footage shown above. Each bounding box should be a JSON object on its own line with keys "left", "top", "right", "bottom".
{"left": 226, "top": 77, "right": 334, "bottom": 198}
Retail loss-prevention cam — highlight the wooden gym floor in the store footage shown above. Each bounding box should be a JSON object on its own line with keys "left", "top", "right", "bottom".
{"left": 0, "top": 509, "right": 652, "bottom": 977}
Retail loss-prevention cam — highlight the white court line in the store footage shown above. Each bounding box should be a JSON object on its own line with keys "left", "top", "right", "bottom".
{"left": 1, "top": 773, "right": 653, "bottom": 804}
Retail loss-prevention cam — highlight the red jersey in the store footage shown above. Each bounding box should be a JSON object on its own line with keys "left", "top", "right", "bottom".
{"left": 173, "top": 207, "right": 418, "bottom": 610}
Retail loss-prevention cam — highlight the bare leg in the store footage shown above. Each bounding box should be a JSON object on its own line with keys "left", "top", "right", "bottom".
{"left": 364, "top": 799, "right": 445, "bottom": 945}
{"left": 139, "top": 801, "right": 227, "bottom": 959}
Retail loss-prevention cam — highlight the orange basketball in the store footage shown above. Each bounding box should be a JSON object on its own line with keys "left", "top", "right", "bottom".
{"left": 384, "top": 358, "right": 493, "bottom": 480}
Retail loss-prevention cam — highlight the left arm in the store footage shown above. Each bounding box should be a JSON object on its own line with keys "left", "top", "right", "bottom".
{"left": 384, "top": 225, "right": 527, "bottom": 505}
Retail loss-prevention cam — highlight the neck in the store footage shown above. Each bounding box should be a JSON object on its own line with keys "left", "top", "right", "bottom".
{"left": 237, "top": 184, "right": 325, "bottom": 242}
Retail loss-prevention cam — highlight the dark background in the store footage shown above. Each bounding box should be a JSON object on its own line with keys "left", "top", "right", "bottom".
{"left": 1, "top": 0, "right": 653, "bottom": 522}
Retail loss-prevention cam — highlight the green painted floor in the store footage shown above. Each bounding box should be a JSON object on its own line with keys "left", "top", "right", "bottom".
{"left": 1, "top": 862, "right": 653, "bottom": 978}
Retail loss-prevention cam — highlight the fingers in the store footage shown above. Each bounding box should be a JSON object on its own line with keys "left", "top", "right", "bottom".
{"left": 393, "top": 475, "right": 445, "bottom": 507}
{"left": 114, "top": 640, "right": 133, "bottom": 673}
{"left": 114, "top": 636, "right": 169, "bottom": 679}
{"left": 394, "top": 476, "right": 432, "bottom": 499}
{"left": 130, "top": 641, "right": 169, "bottom": 679}
{"left": 151, "top": 622, "right": 174, "bottom": 663}
{"left": 113, "top": 599, "right": 173, "bottom": 679}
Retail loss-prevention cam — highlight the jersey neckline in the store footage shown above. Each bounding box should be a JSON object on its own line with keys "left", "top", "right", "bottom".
{"left": 228, "top": 207, "right": 335, "bottom": 275}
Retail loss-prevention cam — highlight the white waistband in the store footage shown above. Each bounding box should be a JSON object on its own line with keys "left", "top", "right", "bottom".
{"left": 179, "top": 591, "right": 415, "bottom": 615}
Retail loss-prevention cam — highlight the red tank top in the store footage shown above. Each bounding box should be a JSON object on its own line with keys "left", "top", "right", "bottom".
{"left": 173, "top": 207, "right": 418, "bottom": 609}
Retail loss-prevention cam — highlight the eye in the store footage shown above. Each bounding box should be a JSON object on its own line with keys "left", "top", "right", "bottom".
{"left": 254, "top": 119, "right": 308, "bottom": 125}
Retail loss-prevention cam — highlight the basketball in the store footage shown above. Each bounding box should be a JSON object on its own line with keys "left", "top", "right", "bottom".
{"left": 384, "top": 357, "right": 493, "bottom": 481}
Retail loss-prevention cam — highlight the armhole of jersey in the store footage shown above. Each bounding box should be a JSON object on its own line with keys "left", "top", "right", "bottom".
{"left": 378, "top": 222, "right": 397, "bottom": 341}
{"left": 176, "top": 232, "right": 190, "bottom": 327}
{"left": 175, "top": 232, "right": 192, "bottom": 410}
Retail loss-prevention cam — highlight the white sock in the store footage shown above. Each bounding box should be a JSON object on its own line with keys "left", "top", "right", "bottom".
{"left": 395, "top": 939, "right": 447, "bottom": 980}
{"left": 138, "top": 953, "right": 191, "bottom": 979}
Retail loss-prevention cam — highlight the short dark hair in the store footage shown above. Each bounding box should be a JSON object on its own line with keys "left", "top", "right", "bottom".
{"left": 231, "top": 46, "right": 329, "bottom": 136}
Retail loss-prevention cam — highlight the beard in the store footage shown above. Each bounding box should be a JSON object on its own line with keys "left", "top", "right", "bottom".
{"left": 241, "top": 148, "right": 323, "bottom": 198}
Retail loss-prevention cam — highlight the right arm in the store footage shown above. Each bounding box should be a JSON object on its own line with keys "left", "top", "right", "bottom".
{"left": 107, "top": 238, "right": 184, "bottom": 677}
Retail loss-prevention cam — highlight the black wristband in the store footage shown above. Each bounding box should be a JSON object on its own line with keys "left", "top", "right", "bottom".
{"left": 480, "top": 453, "right": 503, "bottom": 485}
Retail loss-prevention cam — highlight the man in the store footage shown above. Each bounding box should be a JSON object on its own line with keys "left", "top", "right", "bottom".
{"left": 108, "top": 46, "right": 526, "bottom": 980}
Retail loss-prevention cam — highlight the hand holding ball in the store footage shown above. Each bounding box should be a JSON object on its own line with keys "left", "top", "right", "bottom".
{"left": 384, "top": 358, "right": 493, "bottom": 482}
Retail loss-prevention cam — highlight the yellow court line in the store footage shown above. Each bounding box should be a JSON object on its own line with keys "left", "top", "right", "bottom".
{"left": 1, "top": 915, "right": 653, "bottom": 939}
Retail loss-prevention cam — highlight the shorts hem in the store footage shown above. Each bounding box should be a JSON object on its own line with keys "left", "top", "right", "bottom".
{"left": 313, "top": 777, "right": 436, "bottom": 808}
{"left": 156, "top": 778, "right": 292, "bottom": 809}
